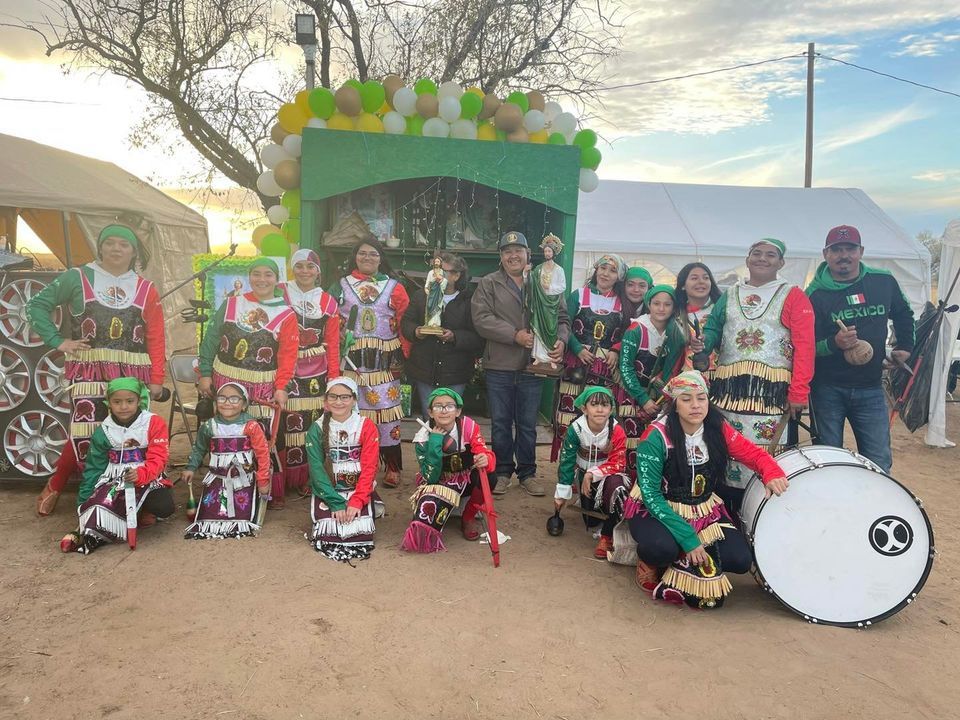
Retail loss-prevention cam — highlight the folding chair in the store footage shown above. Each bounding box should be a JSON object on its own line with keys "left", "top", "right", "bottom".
{"left": 167, "top": 354, "right": 199, "bottom": 447}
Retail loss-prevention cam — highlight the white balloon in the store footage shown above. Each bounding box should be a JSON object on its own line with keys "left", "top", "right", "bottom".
{"left": 552, "top": 111, "right": 577, "bottom": 136}
{"left": 438, "top": 96, "right": 461, "bottom": 123}
{"left": 437, "top": 81, "right": 463, "bottom": 100}
{"left": 383, "top": 111, "right": 407, "bottom": 135}
{"left": 392, "top": 87, "right": 417, "bottom": 117}
{"left": 422, "top": 117, "right": 450, "bottom": 138}
{"left": 523, "top": 109, "right": 545, "bottom": 133}
{"left": 450, "top": 118, "right": 478, "bottom": 140}
{"left": 259, "top": 143, "right": 289, "bottom": 169}
{"left": 266, "top": 204, "right": 290, "bottom": 225}
{"left": 256, "top": 170, "right": 284, "bottom": 197}
{"left": 579, "top": 168, "right": 599, "bottom": 193}
{"left": 281, "top": 134, "right": 302, "bottom": 158}
{"left": 543, "top": 101, "right": 562, "bottom": 123}
{"left": 306, "top": 117, "right": 327, "bottom": 129}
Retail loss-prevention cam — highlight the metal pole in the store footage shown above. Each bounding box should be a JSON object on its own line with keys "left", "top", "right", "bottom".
{"left": 61, "top": 211, "right": 73, "bottom": 269}
{"left": 303, "top": 45, "right": 317, "bottom": 90}
{"left": 804, "top": 42, "right": 815, "bottom": 188}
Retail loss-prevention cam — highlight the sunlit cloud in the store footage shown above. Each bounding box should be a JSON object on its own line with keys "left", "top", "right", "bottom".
{"left": 892, "top": 31, "right": 960, "bottom": 57}
{"left": 818, "top": 104, "right": 929, "bottom": 154}
{"left": 912, "top": 169, "right": 960, "bottom": 182}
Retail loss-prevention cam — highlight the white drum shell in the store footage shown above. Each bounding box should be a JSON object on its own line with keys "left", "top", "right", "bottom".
{"left": 742, "top": 446, "right": 934, "bottom": 627}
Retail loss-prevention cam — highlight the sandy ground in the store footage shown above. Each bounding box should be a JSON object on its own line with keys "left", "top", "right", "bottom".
{"left": 1, "top": 404, "right": 959, "bottom": 720}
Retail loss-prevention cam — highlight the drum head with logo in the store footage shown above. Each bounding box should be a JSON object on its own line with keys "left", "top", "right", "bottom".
{"left": 747, "top": 448, "right": 934, "bottom": 627}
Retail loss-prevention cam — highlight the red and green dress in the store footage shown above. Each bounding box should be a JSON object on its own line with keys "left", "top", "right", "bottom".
{"left": 279, "top": 282, "right": 341, "bottom": 492}
{"left": 26, "top": 263, "right": 165, "bottom": 465}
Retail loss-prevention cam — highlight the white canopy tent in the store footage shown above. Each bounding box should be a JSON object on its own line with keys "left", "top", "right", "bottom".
{"left": 573, "top": 181, "right": 931, "bottom": 311}
{"left": 0, "top": 133, "right": 209, "bottom": 351}
{"left": 925, "top": 219, "right": 960, "bottom": 448}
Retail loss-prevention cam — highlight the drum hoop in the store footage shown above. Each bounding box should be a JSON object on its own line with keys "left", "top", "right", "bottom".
{"left": 749, "top": 464, "right": 937, "bottom": 628}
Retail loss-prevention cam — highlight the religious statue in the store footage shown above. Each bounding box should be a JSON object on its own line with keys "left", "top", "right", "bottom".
{"left": 420, "top": 256, "right": 447, "bottom": 336}
{"left": 527, "top": 234, "right": 567, "bottom": 377}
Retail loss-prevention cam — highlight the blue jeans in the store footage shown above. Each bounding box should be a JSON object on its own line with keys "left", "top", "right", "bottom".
{"left": 414, "top": 381, "right": 466, "bottom": 420}
{"left": 485, "top": 370, "right": 543, "bottom": 481}
{"left": 810, "top": 383, "right": 892, "bottom": 472}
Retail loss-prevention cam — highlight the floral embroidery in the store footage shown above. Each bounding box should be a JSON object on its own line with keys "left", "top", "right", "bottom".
{"left": 779, "top": 337, "right": 794, "bottom": 360}
{"left": 235, "top": 490, "right": 250, "bottom": 512}
{"left": 753, "top": 417, "right": 778, "bottom": 441}
{"left": 386, "top": 386, "right": 400, "bottom": 401}
{"left": 729, "top": 420, "right": 744, "bottom": 433}
{"left": 735, "top": 327, "right": 765, "bottom": 353}
{"left": 365, "top": 390, "right": 381, "bottom": 405}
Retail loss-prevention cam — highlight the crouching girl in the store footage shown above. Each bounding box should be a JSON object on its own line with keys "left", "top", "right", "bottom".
{"left": 304, "top": 377, "right": 381, "bottom": 562}
{"left": 554, "top": 386, "right": 632, "bottom": 559}
{"left": 402, "top": 387, "right": 496, "bottom": 552}
{"left": 626, "top": 371, "right": 789, "bottom": 609}
{"left": 183, "top": 382, "right": 271, "bottom": 539}
{"left": 64, "top": 377, "right": 172, "bottom": 554}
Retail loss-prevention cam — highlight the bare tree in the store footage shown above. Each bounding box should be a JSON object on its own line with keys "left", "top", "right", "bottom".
{"left": 9, "top": 0, "right": 622, "bottom": 209}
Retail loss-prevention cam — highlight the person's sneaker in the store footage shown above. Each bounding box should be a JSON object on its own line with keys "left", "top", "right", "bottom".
{"left": 383, "top": 469, "right": 401, "bottom": 489}
{"left": 492, "top": 478, "right": 512, "bottom": 495}
{"left": 519, "top": 477, "right": 545, "bottom": 496}
{"left": 594, "top": 535, "right": 614, "bottom": 559}
{"left": 461, "top": 517, "right": 480, "bottom": 541}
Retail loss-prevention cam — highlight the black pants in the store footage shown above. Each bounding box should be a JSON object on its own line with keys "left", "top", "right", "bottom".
{"left": 628, "top": 514, "right": 752, "bottom": 573}
{"left": 141, "top": 486, "right": 175, "bottom": 519}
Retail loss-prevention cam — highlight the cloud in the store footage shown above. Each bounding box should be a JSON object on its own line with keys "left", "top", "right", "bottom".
{"left": 912, "top": 169, "right": 960, "bottom": 182}
{"left": 818, "top": 104, "right": 929, "bottom": 154}
{"left": 892, "top": 31, "right": 960, "bottom": 57}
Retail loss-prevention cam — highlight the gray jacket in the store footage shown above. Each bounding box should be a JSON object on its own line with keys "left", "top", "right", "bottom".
{"left": 471, "top": 267, "right": 570, "bottom": 371}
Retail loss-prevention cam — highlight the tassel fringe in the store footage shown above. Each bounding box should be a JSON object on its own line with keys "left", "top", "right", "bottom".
{"left": 661, "top": 566, "right": 733, "bottom": 600}
{"left": 311, "top": 516, "right": 376, "bottom": 539}
{"left": 408, "top": 483, "right": 462, "bottom": 510}
{"left": 359, "top": 404, "right": 404, "bottom": 425}
{"left": 212, "top": 359, "right": 276, "bottom": 384}
{"left": 400, "top": 521, "right": 446, "bottom": 553}
{"left": 343, "top": 369, "right": 394, "bottom": 387}
{"left": 184, "top": 519, "right": 259, "bottom": 539}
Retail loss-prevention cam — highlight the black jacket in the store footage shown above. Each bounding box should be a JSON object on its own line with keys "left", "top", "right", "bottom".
{"left": 402, "top": 287, "right": 484, "bottom": 386}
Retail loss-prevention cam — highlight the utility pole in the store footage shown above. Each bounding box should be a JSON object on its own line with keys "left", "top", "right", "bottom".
{"left": 804, "top": 42, "right": 815, "bottom": 188}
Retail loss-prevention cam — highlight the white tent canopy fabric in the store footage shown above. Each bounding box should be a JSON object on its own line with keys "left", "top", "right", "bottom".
{"left": 925, "top": 219, "right": 960, "bottom": 448}
{"left": 0, "top": 132, "right": 209, "bottom": 351}
{"left": 573, "top": 181, "right": 931, "bottom": 311}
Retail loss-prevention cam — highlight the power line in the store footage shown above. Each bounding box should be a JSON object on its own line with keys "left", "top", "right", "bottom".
{"left": 816, "top": 54, "right": 960, "bottom": 100}
{"left": 600, "top": 54, "right": 806, "bottom": 91}
{"left": 0, "top": 96, "right": 100, "bottom": 106}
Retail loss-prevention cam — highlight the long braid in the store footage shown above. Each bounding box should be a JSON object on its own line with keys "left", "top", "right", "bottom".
{"left": 321, "top": 412, "right": 334, "bottom": 485}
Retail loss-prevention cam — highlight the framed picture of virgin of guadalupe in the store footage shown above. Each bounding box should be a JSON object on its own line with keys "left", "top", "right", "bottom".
{"left": 191, "top": 254, "right": 288, "bottom": 341}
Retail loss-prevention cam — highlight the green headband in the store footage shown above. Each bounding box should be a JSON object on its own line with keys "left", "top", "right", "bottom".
{"left": 97, "top": 224, "right": 140, "bottom": 250}
{"left": 750, "top": 237, "right": 786, "bottom": 257}
{"left": 625, "top": 266, "right": 653, "bottom": 285}
{"left": 248, "top": 257, "right": 280, "bottom": 277}
{"left": 428, "top": 387, "right": 463, "bottom": 408}
{"left": 573, "top": 385, "right": 615, "bottom": 410}
{"left": 644, "top": 283, "right": 675, "bottom": 307}
{"left": 105, "top": 377, "right": 150, "bottom": 410}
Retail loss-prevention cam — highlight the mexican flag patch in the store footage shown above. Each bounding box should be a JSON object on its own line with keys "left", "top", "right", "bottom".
{"left": 847, "top": 293, "right": 865, "bottom": 305}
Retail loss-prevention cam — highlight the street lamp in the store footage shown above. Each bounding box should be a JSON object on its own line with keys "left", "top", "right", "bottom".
{"left": 295, "top": 13, "right": 317, "bottom": 90}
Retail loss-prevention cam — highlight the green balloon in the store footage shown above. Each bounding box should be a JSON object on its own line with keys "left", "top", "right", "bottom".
{"left": 573, "top": 129, "right": 598, "bottom": 149}
{"left": 344, "top": 79, "right": 363, "bottom": 92}
{"left": 260, "top": 233, "right": 290, "bottom": 258}
{"left": 360, "top": 80, "right": 386, "bottom": 113}
{"left": 281, "top": 218, "right": 301, "bottom": 244}
{"left": 280, "top": 189, "right": 301, "bottom": 218}
{"left": 414, "top": 78, "right": 437, "bottom": 95}
{"left": 406, "top": 115, "right": 424, "bottom": 136}
{"left": 580, "top": 146, "right": 602, "bottom": 170}
{"left": 307, "top": 88, "right": 336, "bottom": 119}
{"left": 460, "top": 93, "right": 482, "bottom": 119}
{"left": 506, "top": 91, "right": 529, "bottom": 113}
{"left": 548, "top": 132, "right": 567, "bottom": 145}
{"left": 495, "top": 129, "right": 507, "bottom": 142}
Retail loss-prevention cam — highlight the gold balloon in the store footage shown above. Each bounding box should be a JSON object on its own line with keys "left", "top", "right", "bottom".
{"left": 477, "top": 122, "right": 497, "bottom": 141}
{"left": 415, "top": 93, "right": 439, "bottom": 118}
{"left": 335, "top": 86, "right": 362, "bottom": 116}
{"left": 252, "top": 224, "right": 280, "bottom": 245}
{"left": 494, "top": 102, "right": 523, "bottom": 133}
{"left": 466, "top": 86, "right": 484, "bottom": 98}
{"left": 478, "top": 93, "right": 501, "bottom": 121}
{"left": 355, "top": 113, "right": 385, "bottom": 133}
{"left": 327, "top": 112, "right": 354, "bottom": 131}
{"left": 382, "top": 74, "right": 404, "bottom": 105}
{"left": 529, "top": 129, "right": 549, "bottom": 143}
{"left": 526, "top": 90, "right": 546, "bottom": 112}
{"left": 270, "top": 123, "right": 290, "bottom": 144}
{"left": 507, "top": 127, "right": 529, "bottom": 143}
{"left": 274, "top": 159, "right": 301, "bottom": 190}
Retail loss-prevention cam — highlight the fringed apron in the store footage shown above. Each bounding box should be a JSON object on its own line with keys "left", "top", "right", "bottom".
{"left": 67, "top": 267, "right": 154, "bottom": 464}
{"left": 307, "top": 414, "right": 380, "bottom": 562}
{"left": 185, "top": 420, "right": 264, "bottom": 539}
{"left": 711, "top": 283, "right": 792, "bottom": 487}
{"left": 623, "top": 422, "right": 737, "bottom": 609}
{"left": 553, "top": 288, "right": 625, "bottom": 461}
{"left": 281, "top": 284, "right": 337, "bottom": 492}
{"left": 402, "top": 417, "right": 481, "bottom": 553}
{"left": 76, "top": 412, "right": 164, "bottom": 553}
{"left": 568, "top": 417, "right": 632, "bottom": 531}
{"left": 338, "top": 275, "right": 404, "bottom": 469}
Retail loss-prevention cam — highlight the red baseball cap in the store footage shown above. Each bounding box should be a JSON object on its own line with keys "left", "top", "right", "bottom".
{"left": 825, "top": 225, "right": 862, "bottom": 248}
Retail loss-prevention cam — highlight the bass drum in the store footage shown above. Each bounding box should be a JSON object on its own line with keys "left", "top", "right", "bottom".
{"left": 741, "top": 445, "right": 934, "bottom": 627}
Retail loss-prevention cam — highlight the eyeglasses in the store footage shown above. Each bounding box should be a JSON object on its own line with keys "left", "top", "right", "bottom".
{"left": 325, "top": 393, "right": 354, "bottom": 402}
{"left": 216, "top": 395, "right": 244, "bottom": 405}
{"left": 431, "top": 404, "right": 458, "bottom": 412}
{"left": 356, "top": 251, "right": 380, "bottom": 259}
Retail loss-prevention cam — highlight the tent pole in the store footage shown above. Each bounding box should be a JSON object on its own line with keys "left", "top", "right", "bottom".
{"left": 61, "top": 211, "right": 73, "bottom": 269}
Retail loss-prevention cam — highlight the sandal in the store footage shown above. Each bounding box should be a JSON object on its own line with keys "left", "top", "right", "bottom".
{"left": 383, "top": 469, "right": 401, "bottom": 489}
{"left": 461, "top": 517, "right": 480, "bottom": 541}
{"left": 37, "top": 482, "right": 60, "bottom": 517}
{"left": 635, "top": 559, "right": 662, "bottom": 594}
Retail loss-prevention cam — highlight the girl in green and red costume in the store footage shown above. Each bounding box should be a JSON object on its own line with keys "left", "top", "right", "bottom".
{"left": 554, "top": 385, "right": 631, "bottom": 560}
{"left": 620, "top": 266, "right": 653, "bottom": 321}
{"left": 61, "top": 377, "right": 172, "bottom": 554}
{"left": 401, "top": 387, "right": 495, "bottom": 551}
{"left": 617, "top": 285, "right": 688, "bottom": 477}
{"left": 626, "top": 371, "right": 789, "bottom": 610}
{"left": 28, "top": 224, "right": 166, "bottom": 517}
{"left": 197, "top": 257, "right": 298, "bottom": 508}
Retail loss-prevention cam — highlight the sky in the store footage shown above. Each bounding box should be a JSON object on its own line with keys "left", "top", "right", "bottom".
{"left": 0, "top": 0, "right": 957, "bottom": 253}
